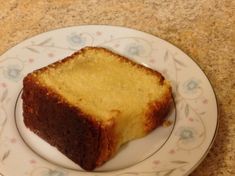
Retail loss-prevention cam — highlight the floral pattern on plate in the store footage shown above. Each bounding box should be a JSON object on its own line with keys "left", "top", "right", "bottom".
{"left": 0, "top": 25, "right": 218, "bottom": 176}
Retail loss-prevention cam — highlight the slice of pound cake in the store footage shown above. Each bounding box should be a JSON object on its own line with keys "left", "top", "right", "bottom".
{"left": 22, "top": 47, "right": 172, "bottom": 170}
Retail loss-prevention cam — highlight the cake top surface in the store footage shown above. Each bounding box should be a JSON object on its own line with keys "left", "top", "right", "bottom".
{"left": 33, "top": 47, "right": 171, "bottom": 121}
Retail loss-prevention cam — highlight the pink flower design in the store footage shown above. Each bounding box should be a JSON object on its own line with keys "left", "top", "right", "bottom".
{"left": 189, "top": 118, "right": 194, "bottom": 122}
{"left": 96, "top": 31, "right": 102, "bottom": 36}
{"left": 48, "top": 53, "right": 54, "bottom": 57}
{"left": 114, "top": 43, "right": 120, "bottom": 48}
{"left": 10, "top": 138, "right": 17, "bottom": 144}
{"left": 169, "top": 149, "right": 175, "bottom": 154}
{"left": 28, "top": 58, "right": 34, "bottom": 63}
{"left": 1, "top": 83, "right": 7, "bottom": 88}
{"left": 153, "top": 160, "right": 160, "bottom": 165}
{"left": 30, "top": 159, "right": 36, "bottom": 164}
{"left": 203, "top": 99, "right": 208, "bottom": 104}
{"left": 149, "top": 59, "right": 155, "bottom": 63}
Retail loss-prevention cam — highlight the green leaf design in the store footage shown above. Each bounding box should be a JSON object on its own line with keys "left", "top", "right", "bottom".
{"left": 185, "top": 104, "right": 189, "bottom": 117}
{"left": 171, "top": 160, "right": 188, "bottom": 164}
{"left": 26, "top": 47, "right": 39, "bottom": 53}
{"left": 163, "top": 169, "right": 175, "bottom": 176}
{"left": 1, "top": 89, "right": 7, "bottom": 102}
{"left": 164, "top": 51, "right": 169, "bottom": 62}
{"left": 2, "top": 150, "right": 10, "bottom": 161}
{"left": 200, "top": 112, "right": 206, "bottom": 115}
{"left": 174, "top": 58, "right": 186, "bottom": 67}
{"left": 199, "top": 133, "right": 205, "bottom": 137}
{"left": 37, "top": 38, "right": 52, "bottom": 46}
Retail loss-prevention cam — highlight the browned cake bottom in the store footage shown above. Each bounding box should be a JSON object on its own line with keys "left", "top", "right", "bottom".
{"left": 23, "top": 76, "right": 118, "bottom": 170}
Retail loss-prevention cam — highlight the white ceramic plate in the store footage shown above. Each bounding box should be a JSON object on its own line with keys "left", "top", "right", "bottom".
{"left": 0, "top": 25, "right": 218, "bottom": 176}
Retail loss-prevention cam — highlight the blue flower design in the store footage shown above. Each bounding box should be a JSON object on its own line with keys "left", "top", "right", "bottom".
{"left": 67, "top": 33, "right": 86, "bottom": 47}
{"left": 3, "top": 64, "right": 22, "bottom": 81}
{"left": 125, "top": 43, "right": 144, "bottom": 57}
{"left": 183, "top": 79, "right": 199, "bottom": 93}
{"left": 43, "top": 169, "right": 66, "bottom": 176}
{"left": 176, "top": 127, "right": 197, "bottom": 143}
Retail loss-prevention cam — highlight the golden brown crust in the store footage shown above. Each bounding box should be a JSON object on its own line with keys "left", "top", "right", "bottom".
{"left": 96, "top": 118, "right": 118, "bottom": 166}
{"left": 31, "top": 47, "right": 165, "bottom": 84}
{"left": 23, "top": 73, "right": 120, "bottom": 170}
{"left": 144, "top": 87, "right": 173, "bottom": 133}
{"left": 22, "top": 46, "right": 172, "bottom": 170}
{"left": 89, "top": 47, "right": 165, "bottom": 81}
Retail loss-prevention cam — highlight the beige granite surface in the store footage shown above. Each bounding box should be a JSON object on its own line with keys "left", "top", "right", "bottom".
{"left": 0, "top": 0, "right": 234, "bottom": 175}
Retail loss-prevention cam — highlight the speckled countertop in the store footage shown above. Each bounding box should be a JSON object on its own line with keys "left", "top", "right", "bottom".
{"left": 0, "top": 0, "right": 234, "bottom": 175}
